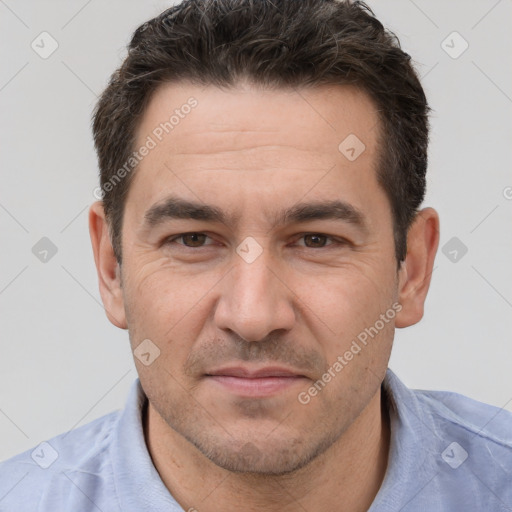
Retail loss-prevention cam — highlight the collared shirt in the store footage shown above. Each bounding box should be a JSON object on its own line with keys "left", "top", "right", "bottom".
{"left": 1, "top": 369, "right": 511, "bottom": 511}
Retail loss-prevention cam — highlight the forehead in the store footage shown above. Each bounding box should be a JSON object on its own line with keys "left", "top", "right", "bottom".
{"left": 126, "top": 81, "right": 383, "bottom": 226}
{"left": 137, "top": 80, "right": 379, "bottom": 158}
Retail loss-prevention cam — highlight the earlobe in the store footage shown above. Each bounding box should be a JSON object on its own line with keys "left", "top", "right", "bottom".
{"left": 395, "top": 207, "right": 440, "bottom": 328}
{"left": 88, "top": 201, "right": 128, "bottom": 329}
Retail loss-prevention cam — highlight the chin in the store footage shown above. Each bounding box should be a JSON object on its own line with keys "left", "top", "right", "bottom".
{"left": 187, "top": 429, "right": 337, "bottom": 476}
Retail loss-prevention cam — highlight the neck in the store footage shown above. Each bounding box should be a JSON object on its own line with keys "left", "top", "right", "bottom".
{"left": 144, "top": 386, "right": 390, "bottom": 512}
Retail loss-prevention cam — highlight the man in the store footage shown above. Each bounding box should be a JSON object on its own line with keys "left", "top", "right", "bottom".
{"left": 1, "top": 0, "right": 511, "bottom": 510}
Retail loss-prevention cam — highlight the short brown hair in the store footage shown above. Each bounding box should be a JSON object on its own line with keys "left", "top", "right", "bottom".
{"left": 92, "top": 0, "right": 430, "bottom": 265}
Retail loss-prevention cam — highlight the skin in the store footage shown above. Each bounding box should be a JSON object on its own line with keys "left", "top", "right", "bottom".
{"left": 89, "top": 81, "right": 439, "bottom": 511}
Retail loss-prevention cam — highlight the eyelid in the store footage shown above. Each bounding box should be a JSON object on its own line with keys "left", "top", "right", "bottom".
{"left": 164, "top": 231, "right": 350, "bottom": 249}
{"left": 293, "top": 233, "right": 337, "bottom": 247}
{"left": 166, "top": 232, "right": 217, "bottom": 246}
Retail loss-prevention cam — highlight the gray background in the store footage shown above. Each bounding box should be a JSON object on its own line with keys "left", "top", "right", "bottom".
{"left": 1, "top": 0, "right": 511, "bottom": 461}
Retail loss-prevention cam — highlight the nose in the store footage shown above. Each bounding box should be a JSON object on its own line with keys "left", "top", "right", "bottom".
{"left": 213, "top": 250, "right": 296, "bottom": 342}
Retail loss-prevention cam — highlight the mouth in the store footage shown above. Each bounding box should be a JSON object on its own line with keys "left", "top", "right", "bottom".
{"left": 204, "top": 366, "right": 308, "bottom": 397}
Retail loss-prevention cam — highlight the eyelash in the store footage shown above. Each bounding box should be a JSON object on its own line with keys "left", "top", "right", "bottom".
{"left": 164, "top": 232, "right": 348, "bottom": 250}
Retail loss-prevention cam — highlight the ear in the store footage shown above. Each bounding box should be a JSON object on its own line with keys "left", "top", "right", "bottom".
{"left": 395, "top": 207, "right": 440, "bottom": 328}
{"left": 89, "top": 201, "right": 127, "bottom": 329}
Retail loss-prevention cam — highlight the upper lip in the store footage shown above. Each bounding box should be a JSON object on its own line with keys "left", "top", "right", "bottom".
{"left": 205, "top": 366, "right": 305, "bottom": 379}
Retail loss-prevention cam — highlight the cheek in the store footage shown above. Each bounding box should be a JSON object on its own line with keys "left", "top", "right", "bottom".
{"left": 306, "top": 262, "right": 396, "bottom": 333}
{"left": 299, "top": 268, "right": 397, "bottom": 385}
{"left": 308, "top": 279, "right": 395, "bottom": 413}
{"left": 122, "top": 260, "right": 219, "bottom": 358}
{"left": 125, "top": 259, "right": 193, "bottom": 321}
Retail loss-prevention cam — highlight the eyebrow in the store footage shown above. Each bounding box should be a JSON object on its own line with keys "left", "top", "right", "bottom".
{"left": 143, "top": 196, "right": 367, "bottom": 232}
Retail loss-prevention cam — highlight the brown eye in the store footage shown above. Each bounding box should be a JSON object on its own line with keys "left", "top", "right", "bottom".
{"left": 181, "top": 233, "right": 207, "bottom": 247}
{"left": 302, "top": 234, "right": 330, "bottom": 248}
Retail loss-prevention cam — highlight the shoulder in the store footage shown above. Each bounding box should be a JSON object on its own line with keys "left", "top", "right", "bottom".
{"left": 413, "top": 386, "right": 512, "bottom": 507}
{"left": 378, "top": 371, "right": 512, "bottom": 510}
{"left": 0, "top": 410, "right": 120, "bottom": 511}
{"left": 416, "top": 387, "right": 512, "bottom": 448}
{"left": 385, "top": 370, "right": 512, "bottom": 451}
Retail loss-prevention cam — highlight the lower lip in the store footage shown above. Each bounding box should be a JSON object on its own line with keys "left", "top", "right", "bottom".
{"left": 207, "top": 375, "right": 306, "bottom": 397}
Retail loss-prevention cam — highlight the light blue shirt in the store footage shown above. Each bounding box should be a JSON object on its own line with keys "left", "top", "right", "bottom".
{"left": 1, "top": 369, "right": 511, "bottom": 511}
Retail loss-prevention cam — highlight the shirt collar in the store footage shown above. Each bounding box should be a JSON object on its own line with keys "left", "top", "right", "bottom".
{"left": 369, "top": 368, "right": 443, "bottom": 510}
{"left": 111, "top": 379, "right": 182, "bottom": 512}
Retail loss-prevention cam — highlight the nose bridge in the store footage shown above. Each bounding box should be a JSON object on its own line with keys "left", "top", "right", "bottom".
{"left": 214, "top": 246, "right": 295, "bottom": 342}
{"left": 234, "top": 252, "right": 275, "bottom": 306}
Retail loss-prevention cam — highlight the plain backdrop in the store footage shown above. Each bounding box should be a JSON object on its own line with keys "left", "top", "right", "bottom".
{"left": 1, "top": 0, "right": 511, "bottom": 461}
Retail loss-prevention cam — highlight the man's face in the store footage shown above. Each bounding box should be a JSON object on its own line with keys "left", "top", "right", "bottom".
{"left": 119, "top": 82, "right": 401, "bottom": 474}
